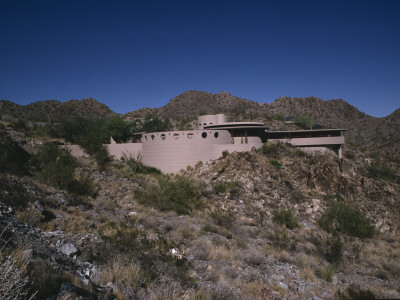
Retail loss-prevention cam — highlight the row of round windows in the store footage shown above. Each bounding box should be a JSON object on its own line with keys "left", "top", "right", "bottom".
{"left": 144, "top": 132, "right": 219, "bottom": 141}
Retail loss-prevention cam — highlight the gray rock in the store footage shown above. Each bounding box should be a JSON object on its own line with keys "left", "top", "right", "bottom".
{"left": 60, "top": 242, "right": 78, "bottom": 257}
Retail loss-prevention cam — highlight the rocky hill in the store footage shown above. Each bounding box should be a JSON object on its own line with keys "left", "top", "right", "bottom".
{"left": 1, "top": 136, "right": 399, "bottom": 299}
{"left": 2, "top": 91, "right": 399, "bottom": 158}
{"left": 127, "top": 91, "right": 400, "bottom": 159}
{"left": 0, "top": 98, "right": 117, "bottom": 122}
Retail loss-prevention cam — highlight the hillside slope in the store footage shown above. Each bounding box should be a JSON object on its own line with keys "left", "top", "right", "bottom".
{"left": 0, "top": 98, "right": 117, "bottom": 121}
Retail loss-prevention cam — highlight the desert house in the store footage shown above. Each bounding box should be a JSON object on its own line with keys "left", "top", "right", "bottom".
{"left": 64, "top": 114, "right": 346, "bottom": 173}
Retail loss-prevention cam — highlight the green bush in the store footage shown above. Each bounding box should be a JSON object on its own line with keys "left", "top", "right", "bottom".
{"left": 30, "top": 143, "right": 95, "bottom": 196}
{"left": 141, "top": 116, "right": 171, "bottom": 133}
{"left": 270, "top": 160, "right": 283, "bottom": 169}
{"left": 364, "top": 159, "right": 396, "bottom": 181}
{"left": 0, "top": 132, "right": 30, "bottom": 175}
{"left": 273, "top": 209, "right": 299, "bottom": 230}
{"left": 30, "top": 143, "right": 76, "bottom": 189}
{"left": 259, "top": 141, "right": 289, "bottom": 159}
{"left": 135, "top": 175, "right": 204, "bottom": 215}
{"left": 122, "top": 153, "right": 161, "bottom": 175}
{"left": 294, "top": 116, "right": 314, "bottom": 130}
{"left": 336, "top": 286, "right": 376, "bottom": 300}
{"left": 29, "top": 123, "right": 63, "bottom": 138}
{"left": 213, "top": 181, "right": 235, "bottom": 194}
{"left": 322, "top": 264, "right": 336, "bottom": 282}
{"left": 210, "top": 208, "right": 235, "bottom": 229}
{"left": 316, "top": 235, "right": 344, "bottom": 264}
{"left": 318, "top": 202, "right": 374, "bottom": 238}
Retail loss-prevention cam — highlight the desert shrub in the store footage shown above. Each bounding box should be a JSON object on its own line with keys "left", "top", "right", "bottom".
{"left": 0, "top": 254, "right": 33, "bottom": 299}
{"left": 29, "top": 123, "right": 62, "bottom": 138}
{"left": 93, "top": 144, "right": 112, "bottom": 167}
{"left": 98, "top": 220, "right": 166, "bottom": 252}
{"left": 0, "top": 229, "right": 34, "bottom": 300}
{"left": 213, "top": 181, "right": 235, "bottom": 194}
{"left": 270, "top": 230, "right": 291, "bottom": 250}
{"left": 122, "top": 153, "right": 161, "bottom": 175}
{"left": 259, "top": 141, "right": 289, "bottom": 158}
{"left": 30, "top": 143, "right": 95, "bottom": 195}
{"left": 10, "top": 118, "right": 29, "bottom": 131}
{"left": 273, "top": 113, "right": 285, "bottom": 121}
{"left": 141, "top": 116, "right": 171, "bottom": 133}
{"left": 363, "top": 159, "right": 396, "bottom": 181}
{"left": 67, "top": 174, "right": 97, "bottom": 197}
{"left": 294, "top": 116, "right": 314, "bottom": 130}
{"left": 222, "top": 150, "right": 229, "bottom": 158}
{"left": 30, "top": 143, "right": 76, "bottom": 189}
{"left": 273, "top": 209, "right": 299, "bottom": 230}
{"left": 135, "top": 175, "right": 204, "bottom": 215}
{"left": 100, "top": 116, "right": 133, "bottom": 143}
{"left": 313, "top": 234, "right": 344, "bottom": 264}
{"left": 336, "top": 286, "right": 376, "bottom": 299}
{"left": 270, "top": 160, "right": 283, "bottom": 169}
{"left": 97, "top": 255, "right": 144, "bottom": 291}
{"left": 210, "top": 208, "right": 235, "bottom": 229}
{"left": 0, "top": 178, "right": 30, "bottom": 208}
{"left": 0, "top": 131, "right": 30, "bottom": 175}
{"left": 60, "top": 117, "right": 112, "bottom": 167}
{"left": 318, "top": 202, "right": 374, "bottom": 238}
{"left": 321, "top": 264, "right": 336, "bottom": 282}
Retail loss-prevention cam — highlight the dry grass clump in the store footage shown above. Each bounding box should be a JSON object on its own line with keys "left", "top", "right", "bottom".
{"left": 241, "top": 280, "right": 263, "bottom": 298}
{"left": 97, "top": 255, "right": 144, "bottom": 291}
{"left": 0, "top": 229, "right": 35, "bottom": 300}
{"left": 299, "top": 266, "right": 317, "bottom": 282}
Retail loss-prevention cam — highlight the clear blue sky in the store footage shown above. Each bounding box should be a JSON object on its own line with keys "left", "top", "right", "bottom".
{"left": 1, "top": 0, "right": 399, "bottom": 117}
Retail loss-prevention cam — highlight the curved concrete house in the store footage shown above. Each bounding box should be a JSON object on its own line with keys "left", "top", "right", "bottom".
{"left": 64, "top": 114, "right": 345, "bottom": 173}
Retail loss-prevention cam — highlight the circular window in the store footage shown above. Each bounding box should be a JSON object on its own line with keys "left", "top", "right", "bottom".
{"left": 151, "top": 135, "right": 155, "bottom": 140}
{"left": 214, "top": 132, "right": 219, "bottom": 138}
{"left": 202, "top": 132, "right": 207, "bottom": 139}
{"left": 161, "top": 134, "right": 166, "bottom": 140}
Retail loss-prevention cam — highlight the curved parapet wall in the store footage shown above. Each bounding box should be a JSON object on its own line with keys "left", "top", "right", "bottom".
{"left": 197, "top": 114, "right": 227, "bottom": 129}
{"left": 142, "top": 130, "right": 231, "bottom": 173}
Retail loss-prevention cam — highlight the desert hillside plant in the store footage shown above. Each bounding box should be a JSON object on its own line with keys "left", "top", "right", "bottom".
{"left": 213, "top": 181, "right": 236, "bottom": 194}
{"left": 0, "top": 131, "right": 30, "bottom": 175}
{"left": 121, "top": 153, "right": 161, "bottom": 175}
{"left": 294, "top": 116, "right": 314, "bottom": 130}
{"left": 273, "top": 209, "right": 299, "bottom": 230}
{"left": 135, "top": 175, "right": 204, "bottom": 215}
{"left": 30, "top": 143, "right": 95, "bottom": 196}
{"left": 259, "top": 141, "right": 289, "bottom": 159}
{"left": 30, "top": 143, "right": 76, "bottom": 189}
{"left": 363, "top": 159, "right": 396, "bottom": 181}
{"left": 318, "top": 202, "right": 374, "bottom": 238}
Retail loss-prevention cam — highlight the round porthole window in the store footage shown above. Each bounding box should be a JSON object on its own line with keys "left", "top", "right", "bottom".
{"left": 214, "top": 132, "right": 219, "bottom": 138}
{"left": 161, "top": 134, "right": 166, "bottom": 140}
{"left": 202, "top": 132, "right": 207, "bottom": 138}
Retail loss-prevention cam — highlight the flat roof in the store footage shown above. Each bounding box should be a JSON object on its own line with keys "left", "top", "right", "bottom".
{"left": 204, "top": 122, "right": 268, "bottom": 130}
{"left": 268, "top": 128, "right": 347, "bottom": 134}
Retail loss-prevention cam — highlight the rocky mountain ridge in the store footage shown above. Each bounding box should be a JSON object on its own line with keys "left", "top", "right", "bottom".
{"left": 1, "top": 91, "right": 399, "bottom": 158}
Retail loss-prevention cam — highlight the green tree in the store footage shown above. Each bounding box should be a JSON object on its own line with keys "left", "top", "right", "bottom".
{"left": 101, "top": 116, "right": 132, "bottom": 143}
{"left": 294, "top": 116, "right": 314, "bottom": 130}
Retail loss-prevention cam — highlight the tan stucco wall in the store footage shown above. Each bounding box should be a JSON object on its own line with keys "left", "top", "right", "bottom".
{"left": 142, "top": 130, "right": 233, "bottom": 173}
{"left": 107, "top": 143, "right": 142, "bottom": 160}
